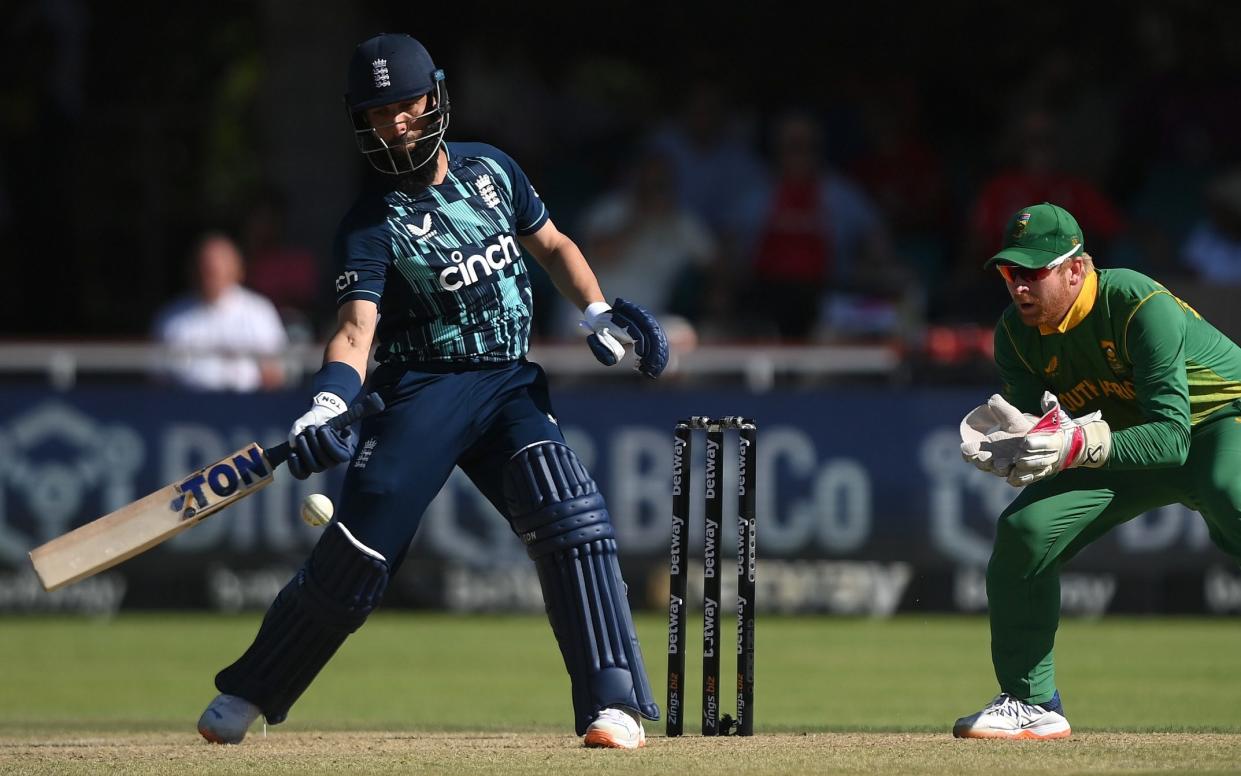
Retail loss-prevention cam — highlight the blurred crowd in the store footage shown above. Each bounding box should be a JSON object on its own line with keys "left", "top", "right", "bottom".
{"left": 6, "top": 2, "right": 1241, "bottom": 390}
{"left": 441, "top": 13, "right": 1241, "bottom": 361}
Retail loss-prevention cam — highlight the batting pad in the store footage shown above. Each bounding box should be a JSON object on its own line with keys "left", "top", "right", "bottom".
{"left": 504, "top": 442, "right": 660, "bottom": 734}
{"left": 215, "top": 522, "right": 389, "bottom": 723}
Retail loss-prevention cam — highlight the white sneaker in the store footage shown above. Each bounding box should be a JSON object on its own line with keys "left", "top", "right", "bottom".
{"left": 198, "top": 693, "right": 262, "bottom": 744}
{"left": 953, "top": 693, "right": 1071, "bottom": 740}
{"left": 584, "top": 707, "right": 646, "bottom": 749}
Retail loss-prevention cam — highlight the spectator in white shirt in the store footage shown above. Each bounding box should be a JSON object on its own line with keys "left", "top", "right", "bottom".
{"left": 152, "top": 231, "right": 288, "bottom": 391}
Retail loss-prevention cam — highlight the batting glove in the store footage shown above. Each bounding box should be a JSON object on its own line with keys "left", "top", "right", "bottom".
{"left": 289, "top": 391, "right": 348, "bottom": 441}
{"left": 580, "top": 298, "right": 669, "bottom": 379}
{"left": 1007, "top": 392, "right": 1112, "bottom": 487}
{"left": 288, "top": 424, "right": 356, "bottom": 480}
{"left": 287, "top": 392, "right": 354, "bottom": 480}
{"left": 959, "top": 394, "right": 1038, "bottom": 478}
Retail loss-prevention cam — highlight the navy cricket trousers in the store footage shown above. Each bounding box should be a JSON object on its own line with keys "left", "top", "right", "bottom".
{"left": 335, "top": 359, "right": 566, "bottom": 568}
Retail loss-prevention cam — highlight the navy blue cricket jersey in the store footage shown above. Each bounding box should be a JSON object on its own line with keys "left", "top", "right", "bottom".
{"left": 333, "top": 142, "right": 550, "bottom": 365}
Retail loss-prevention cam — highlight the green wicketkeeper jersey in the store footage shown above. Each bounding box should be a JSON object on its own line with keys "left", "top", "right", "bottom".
{"left": 994, "top": 268, "right": 1241, "bottom": 468}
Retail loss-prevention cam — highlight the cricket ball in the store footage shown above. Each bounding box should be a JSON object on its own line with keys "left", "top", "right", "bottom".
{"left": 300, "top": 493, "right": 334, "bottom": 527}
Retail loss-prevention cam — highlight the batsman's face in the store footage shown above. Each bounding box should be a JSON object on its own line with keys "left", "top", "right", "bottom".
{"left": 365, "top": 94, "right": 434, "bottom": 150}
{"left": 1000, "top": 258, "right": 1085, "bottom": 327}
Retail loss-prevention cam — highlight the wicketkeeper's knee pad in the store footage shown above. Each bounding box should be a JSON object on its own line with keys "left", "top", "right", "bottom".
{"left": 215, "top": 522, "right": 389, "bottom": 723}
{"left": 504, "top": 442, "right": 660, "bottom": 734}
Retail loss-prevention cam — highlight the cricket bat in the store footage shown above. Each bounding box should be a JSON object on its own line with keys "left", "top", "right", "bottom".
{"left": 28, "top": 393, "right": 385, "bottom": 592}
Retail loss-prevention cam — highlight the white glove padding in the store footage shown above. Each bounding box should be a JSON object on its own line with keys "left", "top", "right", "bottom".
{"left": 580, "top": 301, "right": 635, "bottom": 365}
{"left": 960, "top": 395, "right": 1039, "bottom": 477}
{"left": 289, "top": 391, "right": 348, "bottom": 444}
{"left": 1007, "top": 392, "right": 1112, "bottom": 487}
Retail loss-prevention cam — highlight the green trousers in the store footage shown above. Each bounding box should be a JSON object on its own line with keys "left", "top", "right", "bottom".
{"left": 988, "top": 416, "right": 1241, "bottom": 704}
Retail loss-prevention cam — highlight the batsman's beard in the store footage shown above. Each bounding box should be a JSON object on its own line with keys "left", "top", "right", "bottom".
{"left": 395, "top": 140, "right": 440, "bottom": 194}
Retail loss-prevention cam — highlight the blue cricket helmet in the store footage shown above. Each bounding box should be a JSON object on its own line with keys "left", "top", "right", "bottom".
{"left": 344, "top": 33, "right": 450, "bottom": 175}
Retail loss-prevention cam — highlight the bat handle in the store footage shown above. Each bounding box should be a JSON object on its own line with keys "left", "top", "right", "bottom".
{"left": 264, "top": 392, "right": 386, "bottom": 468}
{"left": 328, "top": 392, "right": 386, "bottom": 430}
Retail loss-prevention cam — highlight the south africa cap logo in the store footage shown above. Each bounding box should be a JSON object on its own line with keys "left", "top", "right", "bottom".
{"left": 1012, "top": 212, "right": 1032, "bottom": 240}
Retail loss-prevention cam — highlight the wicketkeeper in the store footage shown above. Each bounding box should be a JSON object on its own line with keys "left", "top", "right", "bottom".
{"left": 956, "top": 202, "right": 1241, "bottom": 739}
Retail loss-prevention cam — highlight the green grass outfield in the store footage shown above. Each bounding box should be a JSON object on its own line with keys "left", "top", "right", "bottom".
{"left": 3, "top": 613, "right": 1241, "bottom": 774}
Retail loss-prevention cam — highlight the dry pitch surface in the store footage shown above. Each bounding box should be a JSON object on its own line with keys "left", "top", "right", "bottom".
{"left": 6, "top": 731, "right": 1241, "bottom": 775}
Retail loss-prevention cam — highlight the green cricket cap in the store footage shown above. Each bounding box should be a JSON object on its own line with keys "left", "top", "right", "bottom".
{"left": 984, "top": 202, "right": 1085, "bottom": 269}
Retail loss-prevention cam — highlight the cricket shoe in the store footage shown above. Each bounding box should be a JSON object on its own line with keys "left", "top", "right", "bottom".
{"left": 583, "top": 707, "right": 646, "bottom": 749}
{"left": 198, "top": 693, "right": 263, "bottom": 744}
{"left": 953, "top": 692, "right": 1070, "bottom": 740}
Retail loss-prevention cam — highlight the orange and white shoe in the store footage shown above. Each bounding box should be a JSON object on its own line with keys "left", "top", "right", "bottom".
{"left": 584, "top": 707, "right": 647, "bottom": 749}
{"left": 953, "top": 692, "right": 1071, "bottom": 740}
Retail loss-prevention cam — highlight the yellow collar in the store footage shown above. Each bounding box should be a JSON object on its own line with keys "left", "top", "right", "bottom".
{"left": 1039, "top": 270, "right": 1097, "bottom": 335}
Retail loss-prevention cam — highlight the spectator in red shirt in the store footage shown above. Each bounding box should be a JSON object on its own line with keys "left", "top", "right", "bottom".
{"left": 940, "top": 109, "right": 1127, "bottom": 323}
{"left": 734, "top": 111, "right": 909, "bottom": 340}
{"left": 850, "top": 79, "right": 952, "bottom": 284}
{"left": 241, "top": 187, "right": 322, "bottom": 339}
{"left": 966, "top": 109, "right": 1125, "bottom": 264}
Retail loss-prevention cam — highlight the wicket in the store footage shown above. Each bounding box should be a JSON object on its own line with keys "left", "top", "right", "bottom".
{"left": 667, "top": 416, "right": 757, "bottom": 737}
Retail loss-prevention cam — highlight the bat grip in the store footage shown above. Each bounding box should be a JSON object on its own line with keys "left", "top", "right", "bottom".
{"left": 264, "top": 392, "right": 386, "bottom": 469}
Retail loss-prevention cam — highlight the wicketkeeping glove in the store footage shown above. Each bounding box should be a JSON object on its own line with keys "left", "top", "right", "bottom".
{"left": 1007, "top": 392, "right": 1112, "bottom": 487}
{"left": 959, "top": 395, "right": 1038, "bottom": 478}
{"left": 580, "top": 298, "right": 670, "bottom": 379}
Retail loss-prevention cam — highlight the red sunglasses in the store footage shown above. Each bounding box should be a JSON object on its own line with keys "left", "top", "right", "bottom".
{"left": 997, "top": 264, "right": 1052, "bottom": 284}
{"left": 996, "top": 254, "right": 1072, "bottom": 284}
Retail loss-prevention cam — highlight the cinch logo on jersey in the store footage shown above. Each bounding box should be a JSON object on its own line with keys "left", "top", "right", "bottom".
{"left": 438, "top": 233, "right": 521, "bottom": 291}
{"left": 335, "top": 270, "right": 359, "bottom": 292}
{"left": 170, "top": 445, "right": 271, "bottom": 515}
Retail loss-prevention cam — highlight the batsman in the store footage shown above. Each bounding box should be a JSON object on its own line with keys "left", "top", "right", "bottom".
{"left": 955, "top": 202, "right": 1241, "bottom": 739}
{"left": 196, "top": 33, "right": 667, "bottom": 749}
